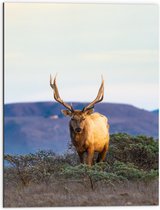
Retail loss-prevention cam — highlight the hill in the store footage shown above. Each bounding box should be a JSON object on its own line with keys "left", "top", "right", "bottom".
{"left": 152, "top": 109, "right": 159, "bottom": 114}
{"left": 4, "top": 102, "right": 158, "bottom": 155}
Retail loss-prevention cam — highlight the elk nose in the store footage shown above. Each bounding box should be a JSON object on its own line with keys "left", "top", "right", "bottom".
{"left": 75, "top": 128, "right": 81, "bottom": 133}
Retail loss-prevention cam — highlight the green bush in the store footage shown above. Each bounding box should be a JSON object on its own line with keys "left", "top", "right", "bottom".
{"left": 112, "top": 161, "right": 158, "bottom": 181}
{"left": 61, "top": 161, "right": 158, "bottom": 183}
{"left": 4, "top": 133, "right": 159, "bottom": 187}
{"left": 108, "top": 133, "right": 158, "bottom": 170}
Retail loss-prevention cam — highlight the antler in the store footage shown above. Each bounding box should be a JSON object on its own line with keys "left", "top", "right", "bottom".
{"left": 50, "top": 75, "right": 74, "bottom": 112}
{"left": 82, "top": 76, "right": 104, "bottom": 112}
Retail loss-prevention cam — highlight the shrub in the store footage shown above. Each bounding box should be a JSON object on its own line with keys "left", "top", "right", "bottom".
{"left": 4, "top": 133, "right": 158, "bottom": 187}
{"left": 4, "top": 151, "right": 58, "bottom": 185}
{"left": 61, "top": 161, "right": 158, "bottom": 185}
{"left": 108, "top": 133, "right": 158, "bottom": 170}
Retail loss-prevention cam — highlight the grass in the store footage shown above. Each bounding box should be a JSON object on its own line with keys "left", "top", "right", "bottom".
{"left": 3, "top": 133, "right": 159, "bottom": 207}
{"left": 4, "top": 179, "right": 158, "bottom": 207}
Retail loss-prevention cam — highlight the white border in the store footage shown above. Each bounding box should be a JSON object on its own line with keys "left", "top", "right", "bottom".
{"left": 1, "top": 0, "right": 160, "bottom": 3}
{"left": 0, "top": 0, "right": 159, "bottom": 209}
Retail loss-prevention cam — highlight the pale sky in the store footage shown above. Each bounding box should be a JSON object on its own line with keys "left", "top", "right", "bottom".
{"left": 4, "top": 3, "right": 159, "bottom": 110}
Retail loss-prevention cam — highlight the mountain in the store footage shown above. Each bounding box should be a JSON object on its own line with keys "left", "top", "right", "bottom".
{"left": 4, "top": 102, "right": 158, "bottom": 155}
{"left": 152, "top": 109, "right": 159, "bottom": 115}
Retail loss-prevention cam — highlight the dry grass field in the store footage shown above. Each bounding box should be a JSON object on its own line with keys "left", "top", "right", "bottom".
{"left": 4, "top": 179, "right": 158, "bottom": 207}
{"left": 4, "top": 133, "right": 159, "bottom": 207}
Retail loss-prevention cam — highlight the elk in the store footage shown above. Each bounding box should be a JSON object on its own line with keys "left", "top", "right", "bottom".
{"left": 50, "top": 75, "right": 110, "bottom": 166}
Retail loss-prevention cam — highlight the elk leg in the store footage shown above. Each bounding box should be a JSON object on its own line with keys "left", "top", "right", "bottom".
{"left": 87, "top": 147, "right": 94, "bottom": 166}
{"left": 96, "top": 144, "right": 109, "bottom": 163}
{"left": 78, "top": 151, "right": 84, "bottom": 164}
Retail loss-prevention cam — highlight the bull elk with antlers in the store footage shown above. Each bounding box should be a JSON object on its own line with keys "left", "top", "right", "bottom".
{"left": 50, "top": 75, "right": 109, "bottom": 166}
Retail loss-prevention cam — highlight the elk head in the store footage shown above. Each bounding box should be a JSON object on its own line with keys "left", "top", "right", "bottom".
{"left": 50, "top": 75, "right": 104, "bottom": 133}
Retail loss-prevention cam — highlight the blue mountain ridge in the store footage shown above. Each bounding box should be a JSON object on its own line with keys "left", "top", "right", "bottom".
{"left": 4, "top": 102, "right": 158, "bottom": 155}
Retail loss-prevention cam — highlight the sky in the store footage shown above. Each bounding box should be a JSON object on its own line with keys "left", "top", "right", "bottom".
{"left": 4, "top": 3, "right": 159, "bottom": 110}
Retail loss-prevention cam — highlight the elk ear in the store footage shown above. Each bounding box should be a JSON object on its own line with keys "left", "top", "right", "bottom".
{"left": 85, "top": 108, "right": 94, "bottom": 115}
{"left": 61, "top": 110, "right": 73, "bottom": 117}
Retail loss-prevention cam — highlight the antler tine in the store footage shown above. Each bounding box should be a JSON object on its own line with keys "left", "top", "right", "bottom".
{"left": 50, "top": 74, "right": 74, "bottom": 112}
{"left": 83, "top": 76, "right": 104, "bottom": 112}
{"left": 50, "top": 74, "right": 54, "bottom": 89}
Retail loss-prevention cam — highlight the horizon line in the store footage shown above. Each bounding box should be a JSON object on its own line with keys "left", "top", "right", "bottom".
{"left": 4, "top": 100, "right": 158, "bottom": 112}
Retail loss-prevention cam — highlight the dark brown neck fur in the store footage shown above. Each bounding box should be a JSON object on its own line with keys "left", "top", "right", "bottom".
{"left": 69, "top": 123, "right": 86, "bottom": 152}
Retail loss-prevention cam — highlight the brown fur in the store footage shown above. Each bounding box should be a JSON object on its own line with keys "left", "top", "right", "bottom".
{"left": 62, "top": 109, "right": 110, "bottom": 166}
{"left": 50, "top": 75, "right": 109, "bottom": 166}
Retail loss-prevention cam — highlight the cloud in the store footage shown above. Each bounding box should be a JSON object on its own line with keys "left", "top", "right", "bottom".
{"left": 4, "top": 3, "right": 158, "bottom": 111}
{"left": 5, "top": 82, "right": 158, "bottom": 111}
{"left": 80, "top": 50, "right": 158, "bottom": 63}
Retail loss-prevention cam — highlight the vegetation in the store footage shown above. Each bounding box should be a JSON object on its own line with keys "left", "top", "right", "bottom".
{"left": 4, "top": 133, "right": 158, "bottom": 186}
{"left": 4, "top": 133, "right": 159, "bottom": 206}
{"left": 61, "top": 133, "right": 158, "bottom": 189}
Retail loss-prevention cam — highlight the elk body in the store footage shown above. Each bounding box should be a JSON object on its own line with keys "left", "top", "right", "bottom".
{"left": 50, "top": 75, "right": 110, "bottom": 166}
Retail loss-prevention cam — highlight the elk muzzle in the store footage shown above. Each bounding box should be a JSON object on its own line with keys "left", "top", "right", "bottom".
{"left": 75, "top": 127, "right": 82, "bottom": 133}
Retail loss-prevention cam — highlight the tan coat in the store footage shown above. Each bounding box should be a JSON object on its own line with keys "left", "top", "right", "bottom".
{"left": 63, "top": 110, "right": 110, "bottom": 166}
{"left": 50, "top": 75, "right": 109, "bottom": 166}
